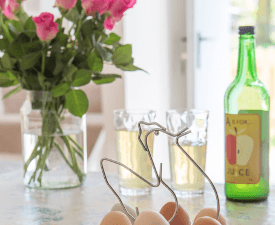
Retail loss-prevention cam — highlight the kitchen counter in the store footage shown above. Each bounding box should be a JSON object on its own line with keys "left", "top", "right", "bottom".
{"left": 0, "top": 170, "right": 274, "bottom": 225}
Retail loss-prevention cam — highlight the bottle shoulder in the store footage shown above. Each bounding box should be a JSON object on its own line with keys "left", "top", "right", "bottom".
{"left": 225, "top": 79, "right": 270, "bottom": 98}
{"left": 224, "top": 79, "right": 270, "bottom": 112}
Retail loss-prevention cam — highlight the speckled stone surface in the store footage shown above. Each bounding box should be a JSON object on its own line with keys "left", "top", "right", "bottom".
{"left": 0, "top": 170, "right": 274, "bottom": 225}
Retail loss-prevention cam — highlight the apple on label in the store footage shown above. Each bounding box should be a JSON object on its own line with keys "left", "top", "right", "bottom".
{"left": 226, "top": 134, "right": 236, "bottom": 165}
{"left": 236, "top": 135, "right": 254, "bottom": 166}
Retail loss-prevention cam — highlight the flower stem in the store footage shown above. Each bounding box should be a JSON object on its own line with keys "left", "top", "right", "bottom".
{"left": 68, "top": 136, "right": 83, "bottom": 151}
{"left": 54, "top": 141, "right": 73, "bottom": 167}
{"left": 54, "top": 110, "right": 85, "bottom": 182}
{"left": 37, "top": 137, "right": 54, "bottom": 186}
{"left": 72, "top": 146, "right": 83, "bottom": 160}
{"left": 25, "top": 94, "right": 85, "bottom": 187}
{"left": 24, "top": 137, "right": 42, "bottom": 175}
{"left": 41, "top": 51, "right": 46, "bottom": 76}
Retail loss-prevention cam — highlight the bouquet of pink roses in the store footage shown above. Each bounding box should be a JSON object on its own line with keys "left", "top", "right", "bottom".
{"left": 0, "top": 0, "right": 141, "bottom": 188}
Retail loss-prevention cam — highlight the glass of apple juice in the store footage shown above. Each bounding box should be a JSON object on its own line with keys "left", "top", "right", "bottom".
{"left": 166, "top": 109, "right": 209, "bottom": 197}
{"left": 113, "top": 109, "right": 156, "bottom": 196}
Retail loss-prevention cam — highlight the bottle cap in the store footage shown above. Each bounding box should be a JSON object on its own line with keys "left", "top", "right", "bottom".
{"left": 239, "top": 26, "right": 255, "bottom": 35}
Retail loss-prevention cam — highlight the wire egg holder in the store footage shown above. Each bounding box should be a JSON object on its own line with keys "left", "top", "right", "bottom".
{"left": 100, "top": 121, "right": 220, "bottom": 224}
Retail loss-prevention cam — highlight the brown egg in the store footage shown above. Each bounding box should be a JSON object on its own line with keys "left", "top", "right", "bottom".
{"left": 134, "top": 210, "right": 169, "bottom": 225}
{"left": 159, "top": 202, "right": 190, "bottom": 225}
{"left": 193, "top": 216, "right": 222, "bottom": 225}
{"left": 194, "top": 208, "right": 227, "bottom": 225}
{"left": 100, "top": 211, "right": 132, "bottom": 225}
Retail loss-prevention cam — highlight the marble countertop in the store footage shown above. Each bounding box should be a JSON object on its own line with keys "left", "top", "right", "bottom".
{"left": 0, "top": 169, "right": 274, "bottom": 225}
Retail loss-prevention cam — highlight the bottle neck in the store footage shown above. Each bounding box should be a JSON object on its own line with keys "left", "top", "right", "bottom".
{"left": 235, "top": 34, "right": 258, "bottom": 82}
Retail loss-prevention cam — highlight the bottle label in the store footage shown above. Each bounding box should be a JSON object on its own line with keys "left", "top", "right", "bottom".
{"left": 225, "top": 113, "right": 261, "bottom": 184}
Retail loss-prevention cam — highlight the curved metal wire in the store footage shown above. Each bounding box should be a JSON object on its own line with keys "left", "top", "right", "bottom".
{"left": 100, "top": 121, "right": 220, "bottom": 223}
{"left": 100, "top": 158, "right": 145, "bottom": 222}
{"left": 100, "top": 122, "right": 190, "bottom": 223}
{"left": 136, "top": 121, "right": 189, "bottom": 189}
{"left": 175, "top": 137, "right": 220, "bottom": 221}
{"left": 100, "top": 159, "right": 181, "bottom": 223}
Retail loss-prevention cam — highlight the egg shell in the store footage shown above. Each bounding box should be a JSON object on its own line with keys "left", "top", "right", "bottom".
{"left": 134, "top": 210, "right": 169, "bottom": 225}
{"left": 159, "top": 202, "right": 190, "bottom": 225}
{"left": 194, "top": 208, "right": 227, "bottom": 225}
{"left": 111, "top": 203, "right": 137, "bottom": 224}
{"left": 193, "top": 216, "right": 222, "bottom": 225}
{"left": 100, "top": 211, "right": 132, "bottom": 225}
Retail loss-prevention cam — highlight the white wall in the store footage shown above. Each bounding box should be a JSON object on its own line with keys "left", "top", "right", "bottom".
{"left": 190, "top": 0, "right": 231, "bottom": 184}
{"left": 123, "top": 0, "right": 187, "bottom": 179}
{"left": 24, "top": 0, "right": 59, "bottom": 17}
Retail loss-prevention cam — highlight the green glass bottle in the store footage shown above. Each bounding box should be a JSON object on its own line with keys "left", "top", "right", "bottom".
{"left": 224, "top": 26, "right": 270, "bottom": 202}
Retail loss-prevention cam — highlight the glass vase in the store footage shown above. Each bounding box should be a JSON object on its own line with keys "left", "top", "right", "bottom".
{"left": 20, "top": 91, "right": 87, "bottom": 189}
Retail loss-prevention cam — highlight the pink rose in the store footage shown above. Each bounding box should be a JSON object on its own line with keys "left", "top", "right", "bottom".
{"left": 33, "top": 13, "right": 59, "bottom": 42}
{"left": 82, "top": 0, "right": 111, "bottom": 15}
{"left": 0, "top": 0, "right": 6, "bottom": 10}
{"left": 54, "top": 0, "right": 77, "bottom": 10}
{"left": 3, "top": 0, "right": 20, "bottom": 20}
{"left": 104, "top": 0, "right": 136, "bottom": 30}
{"left": 109, "top": 0, "right": 136, "bottom": 17}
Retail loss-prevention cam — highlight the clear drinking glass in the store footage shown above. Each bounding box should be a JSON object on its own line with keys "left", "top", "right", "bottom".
{"left": 114, "top": 109, "right": 156, "bottom": 196}
{"left": 166, "top": 109, "right": 209, "bottom": 197}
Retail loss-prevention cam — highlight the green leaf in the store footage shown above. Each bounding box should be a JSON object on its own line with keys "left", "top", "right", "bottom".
{"left": 81, "top": 19, "right": 94, "bottom": 39}
{"left": 92, "top": 74, "right": 121, "bottom": 85}
{"left": 1, "top": 53, "right": 11, "bottom": 69}
{"left": 22, "top": 41, "right": 43, "bottom": 54}
{"left": 72, "top": 69, "right": 91, "bottom": 87}
{"left": 104, "top": 33, "right": 121, "bottom": 45}
{"left": 95, "top": 42, "right": 112, "bottom": 61}
{"left": 117, "top": 63, "right": 144, "bottom": 72}
{"left": 73, "top": 53, "right": 87, "bottom": 68}
{"left": 57, "top": 33, "right": 68, "bottom": 47}
{"left": 10, "top": 57, "right": 17, "bottom": 67}
{"left": 91, "top": 33, "right": 111, "bottom": 61}
{"left": 65, "top": 89, "right": 89, "bottom": 117}
{"left": 63, "top": 64, "right": 78, "bottom": 82}
{"left": 112, "top": 44, "right": 133, "bottom": 65}
{"left": 18, "top": 8, "right": 29, "bottom": 23}
{"left": 21, "top": 51, "right": 41, "bottom": 70}
{"left": 51, "top": 82, "right": 71, "bottom": 97}
{"left": 63, "top": 99, "right": 68, "bottom": 109}
{"left": 9, "top": 33, "right": 29, "bottom": 58}
{"left": 7, "top": 23, "right": 18, "bottom": 36}
{"left": 64, "top": 7, "right": 80, "bottom": 23}
{"left": 61, "top": 49, "right": 77, "bottom": 64}
{"left": 23, "top": 30, "right": 36, "bottom": 39}
{"left": 0, "top": 14, "right": 13, "bottom": 42}
{"left": 38, "top": 72, "right": 45, "bottom": 89}
{"left": 87, "top": 52, "right": 103, "bottom": 72}
{"left": 24, "top": 17, "right": 36, "bottom": 31}
{"left": 0, "top": 38, "right": 9, "bottom": 50}
{"left": 0, "top": 71, "right": 17, "bottom": 87}
{"left": 76, "top": 0, "right": 82, "bottom": 13}
{"left": 103, "top": 47, "right": 112, "bottom": 62}
{"left": 93, "top": 78, "right": 115, "bottom": 85}
{"left": 0, "top": 80, "right": 15, "bottom": 87}
{"left": 94, "top": 30, "right": 108, "bottom": 43}
{"left": 53, "top": 60, "right": 65, "bottom": 75}
{"left": 2, "top": 85, "right": 22, "bottom": 99}
{"left": 9, "top": 41, "right": 25, "bottom": 58}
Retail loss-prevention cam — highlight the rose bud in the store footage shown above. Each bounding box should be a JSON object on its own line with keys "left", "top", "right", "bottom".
{"left": 33, "top": 12, "right": 59, "bottom": 42}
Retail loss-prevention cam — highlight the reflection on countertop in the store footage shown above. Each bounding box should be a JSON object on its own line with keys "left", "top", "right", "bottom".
{"left": 0, "top": 169, "right": 274, "bottom": 225}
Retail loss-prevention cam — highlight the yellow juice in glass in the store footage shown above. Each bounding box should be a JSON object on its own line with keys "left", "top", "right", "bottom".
{"left": 169, "top": 144, "right": 207, "bottom": 193}
{"left": 116, "top": 130, "right": 154, "bottom": 190}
